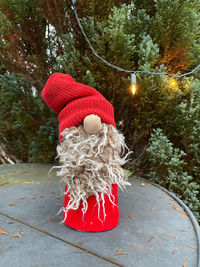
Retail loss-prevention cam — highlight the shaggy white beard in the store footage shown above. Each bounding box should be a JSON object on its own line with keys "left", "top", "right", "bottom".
{"left": 55, "top": 123, "right": 131, "bottom": 223}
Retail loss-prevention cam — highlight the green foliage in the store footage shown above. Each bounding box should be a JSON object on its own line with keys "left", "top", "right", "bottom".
{"left": 145, "top": 78, "right": 200, "bottom": 221}
{"left": 54, "top": 34, "right": 82, "bottom": 77}
{"left": 0, "top": 0, "right": 36, "bottom": 22}
{"left": 146, "top": 128, "right": 200, "bottom": 221}
{"left": 189, "top": 120, "right": 200, "bottom": 177}
{"left": 0, "top": 73, "right": 58, "bottom": 163}
{"left": 137, "top": 33, "right": 159, "bottom": 70}
{"left": 152, "top": 0, "right": 199, "bottom": 47}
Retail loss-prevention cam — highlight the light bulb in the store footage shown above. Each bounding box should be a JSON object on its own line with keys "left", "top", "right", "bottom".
{"left": 131, "top": 73, "right": 137, "bottom": 95}
{"left": 169, "top": 78, "right": 177, "bottom": 87}
{"left": 131, "top": 83, "right": 136, "bottom": 95}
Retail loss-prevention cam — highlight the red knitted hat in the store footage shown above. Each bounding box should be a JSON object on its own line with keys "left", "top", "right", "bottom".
{"left": 42, "top": 73, "right": 116, "bottom": 140}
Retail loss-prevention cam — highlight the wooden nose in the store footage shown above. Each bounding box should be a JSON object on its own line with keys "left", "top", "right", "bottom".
{"left": 83, "top": 114, "right": 102, "bottom": 134}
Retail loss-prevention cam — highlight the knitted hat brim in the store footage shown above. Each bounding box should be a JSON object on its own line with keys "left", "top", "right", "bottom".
{"left": 58, "top": 96, "right": 116, "bottom": 140}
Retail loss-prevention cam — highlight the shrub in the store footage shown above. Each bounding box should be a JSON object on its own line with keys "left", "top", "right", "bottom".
{"left": 146, "top": 128, "right": 200, "bottom": 222}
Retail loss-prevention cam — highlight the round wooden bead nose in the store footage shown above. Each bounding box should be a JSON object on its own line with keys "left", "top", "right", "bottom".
{"left": 83, "top": 114, "right": 102, "bottom": 134}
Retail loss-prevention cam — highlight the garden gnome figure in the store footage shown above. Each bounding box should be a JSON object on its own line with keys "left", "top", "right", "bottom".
{"left": 42, "top": 73, "right": 131, "bottom": 232}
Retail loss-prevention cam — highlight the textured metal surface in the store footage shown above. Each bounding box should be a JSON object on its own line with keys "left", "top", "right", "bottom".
{"left": 0, "top": 164, "right": 199, "bottom": 267}
{"left": 0, "top": 214, "right": 116, "bottom": 267}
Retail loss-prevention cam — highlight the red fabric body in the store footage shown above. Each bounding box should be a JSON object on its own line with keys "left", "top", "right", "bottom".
{"left": 63, "top": 184, "right": 119, "bottom": 232}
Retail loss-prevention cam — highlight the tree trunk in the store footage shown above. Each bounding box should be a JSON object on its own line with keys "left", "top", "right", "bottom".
{"left": 0, "top": 136, "right": 21, "bottom": 164}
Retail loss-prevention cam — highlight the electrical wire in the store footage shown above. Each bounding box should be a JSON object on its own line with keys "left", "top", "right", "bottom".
{"left": 71, "top": 0, "right": 200, "bottom": 78}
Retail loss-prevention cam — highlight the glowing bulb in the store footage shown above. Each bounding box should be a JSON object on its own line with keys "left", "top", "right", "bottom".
{"left": 131, "top": 73, "right": 137, "bottom": 95}
{"left": 131, "top": 84, "right": 137, "bottom": 95}
{"left": 169, "top": 78, "right": 177, "bottom": 87}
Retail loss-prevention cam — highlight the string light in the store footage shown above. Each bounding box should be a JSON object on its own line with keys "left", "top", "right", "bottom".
{"left": 169, "top": 78, "right": 177, "bottom": 87}
{"left": 131, "top": 73, "right": 137, "bottom": 95}
{"left": 71, "top": 0, "right": 200, "bottom": 82}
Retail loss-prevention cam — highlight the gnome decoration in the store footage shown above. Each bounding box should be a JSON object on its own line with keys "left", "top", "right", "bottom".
{"left": 42, "top": 73, "right": 131, "bottom": 232}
